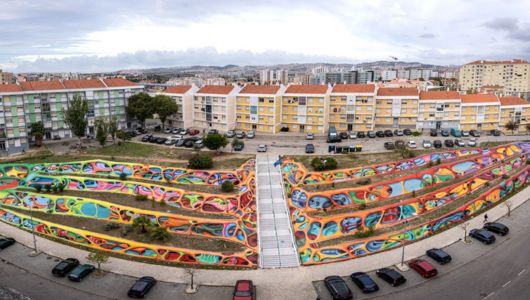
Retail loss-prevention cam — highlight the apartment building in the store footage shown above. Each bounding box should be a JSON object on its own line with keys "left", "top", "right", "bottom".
{"left": 499, "top": 97, "right": 530, "bottom": 133}
{"left": 192, "top": 85, "right": 241, "bottom": 133}
{"left": 460, "top": 59, "right": 530, "bottom": 95}
{"left": 160, "top": 84, "right": 200, "bottom": 129}
{"left": 0, "top": 70, "right": 14, "bottom": 84}
{"left": 374, "top": 88, "right": 419, "bottom": 128}
{"left": 0, "top": 79, "right": 143, "bottom": 155}
{"left": 329, "top": 84, "right": 377, "bottom": 131}
{"left": 235, "top": 85, "right": 286, "bottom": 133}
{"left": 281, "top": 84, "right": 331, "bottom": 133}
{"left": 459, "top": 94, "right": 500, "bottom": 131}
{"left": 417, "top": 91, "right": 461, "bottom": 130}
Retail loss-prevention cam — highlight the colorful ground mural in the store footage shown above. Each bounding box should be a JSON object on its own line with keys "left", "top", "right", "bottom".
{"left": 0, "top": 159, "right": 258, "bottom": 268}
{"left": 282, "top": 142, "right": 530, "bottom": 265}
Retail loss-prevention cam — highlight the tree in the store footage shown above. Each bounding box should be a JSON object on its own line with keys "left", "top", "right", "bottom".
{"left": 108, "top": 115, "right": 119, "bottom": 144}
{"left": 125, "top": 92, "right": 154, "bottom": 129}
{"left": 29, "top": 121, "right": 45, "bottom": 147}
{"left": 461, "top": 222, "right": 470, "bottom": 243}
{"left": 230, "top": 138, "right": 244, "bottom": 153}
{"left": 188, "top": 154, "right": 213, "bottom": 169}
{"left": 94, "top": 117, "right": 109, "bottom": 148}
{"left": 504, "top": 200, "right": 513, "bottom": 217}
{"left": 116, "top": 130, "right": 131, "bottom": 145}
{"left": 394, "top": 139, "right": 409, "bottom": 159}
{"left": 193, "top": 143, "right": 202, "bottom": 155}
{"left": 86, "top": 251, "right": 111, "bottom": 274}
{"left": 151, "top": 227, "right": 171, "bottom": 242}
{"left": 221, "top": 180, "right": 234, "bottom": 192}
{"left": 132, "top": 216, "right": 154, "bottom": 233}
{"left": 184, "top": 264, "right": 199, "bottom": 291}
{"left": 504, "top": 120, "right": 517, "bottom": 134}
{"left": 153, "top": 95, "right": 178, "bottom": 130}
{"left": 63, "top": 94, "right": 89, "bottom": 148}
{"left": 525, "top": 123, "right": 530, "bottom": 134}
{"left": 202, "top": 133, "right": 229, "bottom": 153}
{"left": 418, "top": 77, "right": 425, "bottom": 81}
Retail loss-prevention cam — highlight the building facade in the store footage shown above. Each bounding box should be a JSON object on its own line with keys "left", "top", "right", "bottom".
{"left": 417, "top": 91, "right": 461, "bottom": 130}
{"left": 375, "top": 88, "right": 419, "bottom": 129}
{"left": 329, "top": 84, "right": 376, "bottom": 132}
{"left": 460, "top": 94, "right": 500, "bottom": 131}
{"left": 192, "top": 85, "right": 241, "bottom": 133}
{"left": 281, "top": 85, "right": 331, "bottom": 133}
{"left": 498, "top": 96, "right": 530, "bottom": 133}
{"left": 235, "top": 85, "right": 286, "bottom": 133}
{"left": 0, "top": 70, "right": 14, "bottom": 84}
{"left": 159, "top": 84, "right": 200, "bottom": 129}
{"left": 460, "top": 59, "right": 530, "bottom": 95}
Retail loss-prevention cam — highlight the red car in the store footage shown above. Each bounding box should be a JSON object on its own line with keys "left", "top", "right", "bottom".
{"left": 409, "top": 259, "right": 438, "bottom": 278}
{"left": 189, "top": 129, "right": 200, "bottom": 135}
{"left": 233, "top": 280, "right": 254, "bottom": 300}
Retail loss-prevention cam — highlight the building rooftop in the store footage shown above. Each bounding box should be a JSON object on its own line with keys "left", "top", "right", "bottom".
{"left": 103, "top": 78, "right": 139, "bottom": 87}
{"left": 499, "top": 96, "right": 530, "bottom": 106}
{"left": 239, "top": 85, "right": 281, "bottom": 94}
{"left": 196, "top": 85, "right": 235, "bottom": 95}
{"left": 63, "top": 79, "right": 106, "bottom": 89}
{"left": 284, "top": 85, "right": 328, "bottom": 94}
{"left": 20, "top": 81, "right": 65, "bottom": 91}
{"left": 460, "top": 94, "right": 499, "bottom": 104}
{"left": 331, "top": 84, "right": 376, "bottom": 93}
{"left": 419, "top": 91, "right": 460, "bottom": 101}
{"left": 163, "top": 85, "right": 193, "bottom": 94}
{"left": 0, "top": 84, "right": 22, "bottom": 93}
{"left": 465, "top": 59, "right": 530, "bottom": 65}
{"left": 377, "top": 87, "right": 418, "bottom": 97}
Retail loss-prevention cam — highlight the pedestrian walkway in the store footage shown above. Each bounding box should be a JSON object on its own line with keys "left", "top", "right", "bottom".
{"left": 256, "top": 155, "right": 300, "bottom": 268}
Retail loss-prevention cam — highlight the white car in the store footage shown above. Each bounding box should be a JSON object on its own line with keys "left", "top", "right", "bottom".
{"left": 306, "top": 133, "right": 314, "bottom": 140}
{"left": 455, "top": 139, "right": 465, "bottom": 147}
{"left": 171, "top": 128, "right": 180, "bottom": 134}
{"left": 468, "top": 138, "right": 477, "bottom": 147}
{"left": 422, "top": 140, "right": 431, "bottom": 148}
{"left": 257, "top": 145, "right": 267, "bottom": 152}
{"left": 165, "top": 138, "right": 177, "bottom": 145}
{"left": 407, "top": 141, "right": 417, "bottom": 148}
{"left": 171, "top": 135, "right": 182, "bottom": 140}
{"left": 164, "top": 128, "right": 172, "bottom": 134}
{"left": 349, "top": 132, "right": 357, "bottom": 139}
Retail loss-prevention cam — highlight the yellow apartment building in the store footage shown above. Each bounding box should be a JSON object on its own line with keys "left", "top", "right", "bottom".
{"left": 417, "top": 91, "right": 461, "bottom": 130}
{"left": 160, "top": 84, "right": 199, "bottom": 129}
{"left": 281, "top": 84, "right": 331, "bottom": 133}
{"left": 460, "top": 94, "right": 500, "bottom": 131}
{"left": 460, "top": 59, "right": 530, "bottom": 95}
{"left": 374, "top": 87, "right": 419, "bottom": 129}
{"left": 329, "top": 84, "right": 376, "bottom": 131}
{"left": 192, "top": 85, "right": 241, "bottom": 133}
{"left": 499, "top": 96, "right": 530, "bottom": 133}
{"left": 235, "top": 85, "right": 286, "bottom": 133}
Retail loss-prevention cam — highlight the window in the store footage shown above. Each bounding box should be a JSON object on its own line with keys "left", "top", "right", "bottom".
{"left": 308, "top": 116, "right": 313, "bottom": 121}
{"left": 471, "top": 116, "right": 476, "bottom": 120}
{"left": 269, "top": 116, "right": 273, "bottom": 121}
{"left": 246, "top": 123, "right": 250, "bottom": 128}
{"left": 356, "top": 106, "right": 362, "bottom": 111}
{"left": 420, "top": 104, "right": 425, "bottom": 109}
{"left": 461, "top": 116, "right": 466, "bottom": 120}
{"left": 462, "top": 107, "right": 467, "bottom": 111}
{"left": 501, "top": 118, "right": 505, "bottom": 122}
{"left": 293, "top": 124, "right": 298, "bottom": 129}
{"left": 237, "top": 97, "right": 242, "bottom": 102}
{"left": 318, "top": 126, "right": 323, "bottom": 130}
{"left": 376, "top": 100, "right": 382, "bottom": 105}
{"left": 472, "top": 107, "right": 476, "bottom": 111}
{"left": 283, "top": 106, "right": 287, "bottom": 111}
{"left": 387, "top": 100, "right": 392, "bottom": 104}
{"left": 259, "top": 107, "right": 264, "bottom": 112}
{"left": 259, "top": 125, "right": 264, "bottom": 129}
{"left": 340, "top": 123, "right": 346, "bottom": 128}
{"left": 341, "top": 96, "right": 347, "bottom": 101}
{"left": 430, "top": 104, "right": 435, "bottom": 108}
{"left": 318, "top": 117, "right": 324, "bottom": 121}
{"left": 455, "top": 104, "right": 460, "bottom": 108}
{"left": 259, "top": 98, "right": 264, "bottom": 103}
{"left": 283, "top": 115, "right": 287, "bottom": 119}
{"left": 401, "top": 109, "right": 406, "bottom": 113}
{"left": 269, "top": 126, "right": 273, "bottom": 130}
{"left": 484, "top": 124, "right": 489, "bottom": 128}
{"left": 376, "top": 109, "right": 381, "bottom": 113}
{"left": 269, "top": 98, "right": 274, "bottom": 103}
{"left": 386, "top": 118, "right": 391, "bottom": 122}
{"left": 269, "top": 107, "right": 274, "bottom": 112}
{"left": 319, "top": 98, "right": 324, "bottom": 103}
{"left": 485, "top": 106, "right": 490, "bottom": 111}
{"left": 471, "top": 124, "right": 476, "bottom": 129}
{"left": 375, "top": 118, "right": 381, "bottom": 122}
{"left": 401, "top": 100, "right": 407, "bottom": 104}
{"left": 293, "top": 116, "right": 298, "bottom": 120}
{"left": 494, "top": 106, "right": 499, "bottom": 110}
{"left": 355, "top": 124, "right": 360, "bottom": 129}
{"left": 367, "top": 106, "right": 373, "bottom": 111}
{"left": 413, "top": 100, "right": 418, "bottom": 104}
{"left": 237, "top": 106, "right": 242, "bottom": 110}
{"left": 259, "top": 116, "right": 264, "bottom": 120}
{"left": 412, "top": 109, "right": 418, "bottom": 113}
{"left": 331, "top": 97, "right": 336, "bottom": 101}
{"left": 307, "top": 125, "right": 312, "bottom": 129}
{"left": 455, "top": 112, "right": 460, "bottom": 117}
{"left": 501, "top": 109, "right": 506, "bottom": 114}
{"left": 386, "top": 109, "right": 391, "bottom": 113}
{"left": 485, "top": 115, "right": 490, "bottom": 119}
{"left": 429, "top": 113, "right": 435, "bottom": 117}
{"left": 401, "top": 118, "right": 406, "bottom": 122}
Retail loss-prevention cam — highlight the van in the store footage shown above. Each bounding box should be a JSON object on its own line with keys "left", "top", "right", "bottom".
{"left": 450, "top": 128, "right": 461, "bottom": 137}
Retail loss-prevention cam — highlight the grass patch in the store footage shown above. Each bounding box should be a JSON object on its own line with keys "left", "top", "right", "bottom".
{"left": 479, "top": 140, "right": 518, "bottom": 147}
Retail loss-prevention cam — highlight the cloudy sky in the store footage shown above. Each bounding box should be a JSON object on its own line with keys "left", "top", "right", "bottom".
{"left": 1, "top": 0, "right": 530, "bottom": 72}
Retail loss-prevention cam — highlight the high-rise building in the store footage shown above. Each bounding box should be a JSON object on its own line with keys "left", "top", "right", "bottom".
{"left": 381, "top": 70, "right": 397, "bottom": 81}
{"left": 460, "top": 59, "right": 530, "bottom": 95}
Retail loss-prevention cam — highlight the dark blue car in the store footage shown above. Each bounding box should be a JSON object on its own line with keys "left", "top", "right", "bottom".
{"left": 441, "top": 130, "right": 449, "bottom": 136}
{"left": 350, "top": 272, "right": 379, "bottom": 293}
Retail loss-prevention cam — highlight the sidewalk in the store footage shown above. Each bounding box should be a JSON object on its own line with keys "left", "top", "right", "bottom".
{"left": 2, "top": 184, "right": 530, "bottom": 299}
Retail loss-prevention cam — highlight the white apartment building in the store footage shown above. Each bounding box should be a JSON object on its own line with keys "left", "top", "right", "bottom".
{"left": 159, "top": 84, "right": 200, "bottom": 129}
{"left": 192, "top": 85, "right": 241, "bottom": 133}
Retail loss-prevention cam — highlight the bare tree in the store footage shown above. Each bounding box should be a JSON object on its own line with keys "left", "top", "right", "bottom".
{"left": 504, "top": 200, "right": 513, "bottom": 217}
{"left": 460, "top": 222, "right": 470, "bottom": 243}
{"left": 184, "top": 264, "right": 199, "bottom": 291}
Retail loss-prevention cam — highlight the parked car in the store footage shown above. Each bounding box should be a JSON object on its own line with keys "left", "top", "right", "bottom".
{"left": 306, "top": 133, "right": 314, "bottom": 140}
{"left": 257, "top": 145, "right": 267, "bottom": 152}
{"left": 376, "top": 131, "right": 385, "bottom": 137}
{"left": 455, "top": 139, "right": 465, "bottom": 147}
{"left": 68, "top": 264, "right": 95, "bottom": 282}
{"left": 430, "top": 129, "right": 438, "bottom": 137}
{"left": 227, "top": 130, "right": 236, "bottom": 138}
{"left": 483, "top": 222, "right": 509, "bottom": 236}
{"left": 451, "top": 128, "right": 461, "bottom": 137}
{"left": 384, "top": 130, "right": 393, "bottom": 137}
{"left": 426, "top": 248, "right": 452, "bottom": 265}
{"left": 233, "top": 280, "right": 254, "bottom": 300}
{"left": 461, "top": 130, "right": 470, "bottom": 137}
{"left": 179, "top": 129, "right": 190, "bottom": 135}
{"left": 184, "top": 140, "right": 195, "bottom": 148}
{"left": 324, "top": 276, "right": 353, "bottom": 300}
{"left": 189, "top": 129, "right": 200, "bottom": 135}
{"left": 234, "top": 144, "right": 244, "bottom": 151}
{"left": 247, "top": 131, "right": 255, "bottom": 139}
{"left": 444, "top": 139, "right": 454, "bottom": 147}
{"left": 171, "top": 128, "right": 181, "bottom": 134}
{"left": 175, "top": 139, "right": 186, "bottom": 147}
{"left": 490, "top": 130, "right": 501, "bottom": 136}
{"left": 441, "top": 130, "right": 449, "bottom": 137}
{"left": 154, "top": 125, "right": 161, "bottom": 132}
{"left": 327, "top": 136, "right": 342, "bottom": 143}
{"left": 163, "top": 128, "right": 172, "bottom": 134}
{"left": 171, "top": 135, "right": 183, "bottom": 140}
{"left": 403, "top": 129, "right": 412, "bottom": 135}
{"left": 133, "top": 130, "right": 141, "bottom": 135}
{"left": 280, "top": 127, "right": 289, "bottom": 132}
{"left": 394, "top": 129, "right": 404, "bottom": 136}
{"left": 350, "top": 272, "right": 379, "bottom": 293}
{"left": 0, "top": 238, "right": 16, "bottom": 250}
{"left": 357, "top": 131, "right": 365, "bottom": 138}
{"left": 52, "top": 258, "right": 80, "bottom": 277}
{"left": 148, "top": 136, "right": 159, "bottom": 143}
{"left": 433, "top": 140, "right": 442, "bottom": 148}
{"left": 236, "top": 132, "right": 246, "bottom": 139}
{"left": 469, "top": 229, "right": 496, "bottom": 244}
{"left": 306, "top": 144, "right": 315, "bottom": 153}
{"left": 127, "top": 276, "right": 157, "bottom": 298}
{"left": 208, "top": 129, "right": 219, "bottom": 135}
{"left": 368, "top": 131, "right": 376, "bottom": 138}
{"left": 127, "top": 131, "right": 137, "bottom": 137}
{"left": 195, "top": 141, "right": 204, "bottom": 148}
{"left": 138, "top": 128, "right": 148, "bottom": 134}
{"left": 156, "top": 137, "right": 168, "bottom": 144}
{"left": 384, "top": 142, "right": 395, "bottom": 150}
{"left": 395, "top": 140, "right": 405, "bottom": 149}
{"left": 187, "top": 137, "right": 201, "bottom": 143}
{"left": 468, "top": 138, "right": 477, "bottom": 147}
{"left": 164, "top": 138, "right": 177, "bottom": 145}
{"left": 407, "top": 141, "right": 417, "bottom": 148}
{"left": 422, "top": 140, "right": 431, "bottom": 148}
{"left": 340, "top": 132, "right": 349, "bottom": 139}
{"left": 141, "top": 135, "right": 152, "bottom": 142}
{"left": 350, "top": 132, "right": 357, "bottom": 139}
{"left": 409, "top": 259, "right": 438, "bottom": 278}
{"left": 470, "top": 130, "right": 481, "bottom": 137}
{"left": 376, "top": 268, "right": 406, "bottom": 287}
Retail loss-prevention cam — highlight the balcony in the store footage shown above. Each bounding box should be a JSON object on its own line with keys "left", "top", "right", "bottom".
{"left": 4, "top": 112, "right": 12, "bottom": 117}
{"left": 51, "top": 107, "right": 57, "bottom": 112}
{"left": 52, "top": 117, "right": 58, "bottom": 121}
{"left": 16, "top": 101, "right": 23, "bottom": 106}
{"left": 52, "top": 126, "right": 59, "bottom": 130}
{"left": 7, "top": 133, "right": 14, "bottom": 138}
{"left": 44, "top": 122, "right": 52, "bottom": 128}
{"left": 19, "top": 132, "right": 26, "bottom": 137}
{"left": 6, "top": 123, "right": 13, "bottom": 128}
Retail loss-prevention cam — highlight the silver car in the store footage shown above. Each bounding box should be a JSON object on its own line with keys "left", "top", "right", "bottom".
{"left": 247, "top": 131, "right": 255, "bottom": 139}
{"left": 455, "top": 139, "right": 465, "bottom": 147}
{"left": 468, "top": 138, "right": 477, "bottom": 147}
{"left": 227, "top": 130, "right": 236, "bottom": 138}
{"left": 306, "top": 133, "right": 314, "bottom": 140}
{"left": 257, "top": 145, "right": 267, "bottom": 152}
{"left": 422, "top": 140, "right": 432, "bottom": 148}
{"left": 461, "top": 130, "right": 469, "bottom": 137}
{"left": 350, "top": 132, "right": 357, "bottom": 139}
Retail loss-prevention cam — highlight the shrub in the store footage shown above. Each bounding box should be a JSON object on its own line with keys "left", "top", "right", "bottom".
{"left": 151, "top": 199, "right": 156, "bottom": 208}
{"left": 135, "top": 194, "right": 148, "bottom": 201}
{"left": 412, "top": 190, "right": 416, "bottom": 198}
{"left": 57, "top": 183, "right": 65, "bottom": 192}
{"left": 119, "top": 173, "right": 127, "bottom": 181}
{"left": 502, "top": 174, "right": 510, "bottom": 179}
{"left": 151, "top": 227, "right": 171, "bottom": 242}
{"left": 104, "top": 222, "right": 121, "bottom": 231}
{"left": 316, "top": 185, "right": 320, "bottom": 189}
{"left": 34, "top": 184, "right": 42, "bottom": 193}
{"left": 52, "top": 186, "right": 58, "bottom": 194}
{"left": 159, "top": 199, "right": 166, "bottom": 206}
{"left": 221, "top": 180, "right": 234, "bottom": 192}
{"left": 485, "top": 182, "right": 491, "bottom": 187}
{"left": 348, "top": 153, "right": 358, "bottom": 159}
{"left": 436, "top": 158, "right": 442, "bottom": 165}
{"left": 412, "top": 131, "right": 422, "bottom": 137}
{"left": 111, "top": 156, "right": 115, "bottom": 160}
{"left": 287, "top": 193, "right": 292, "bottom": 198}
{"left": 118, "top": 141, "right": 122, "bottom": 146}
{"left": 427, "top": 161, "right": 434, "bottom": 167}
{"left": 357, "top": 178, "right": 371, "bottom": 185}
{"left": 188, "top": 154, "right": 213, "bottom": 169}
{"left": 358, "top": 203, "right": 367, "bottom": 210}
{"left": 121, "top": 225, "right": 133, "bottom": 236}
{"left": 526, "top": 159, "right": 530, "bottom": 165}
{"left": 44, "top": 184, "right": 52, "bottom": 192}
{"left": 354, "top": 225, "right": 375, "bottom": 238}
{"left": 341, "top": 149, "right": 349, "bottom": 155}
{"left": 408, "top": 151, "right": 415, "bottom": 158}
{"left": 164, "top": 176, "right": 172, "bottom": 183}
{"left": 331, "top": 182, "right": 335, "bottom": 188}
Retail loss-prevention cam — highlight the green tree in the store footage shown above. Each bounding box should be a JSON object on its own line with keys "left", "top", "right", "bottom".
{"left": 153, "top": 95, "right": 178, "bottom": 130}
{"left": 116, "top": 130, "right": 131, "bottom": 145}
{"left": 418, "top": 77, "right": 425, "bottom": 81}
{"left": 230, "top": 138, "right": 244, "bottom": 153}
{"left": 394, "top": 139, "right": 409, "bottom": 159}
{"left": 63, "top": 94, "right": 89, "bottom": 148}
{"left": 29, "top": 121, "right": 45, "bottom": 147}
{"left": 94, "top": 117, "right": 109, "bottom": 148}
{"left": 132, "top": 216, "right": 154, "bottom": 233}
{"left": 108, "top": 115, "right": 119, "bottom": 144}
{"left": 125, "top": 92, "right": 154, "bottom": 128}
{"left": 202, "top": 133, "right": 229, "bottom": 153}
{"left": 86, "top": 251, "right": 111, "bottom": 273}
{"left": 151, "top": 227, "right": 171, "bottom": 242}
{"left": 525, "top": 123, "right": 530, "bottom": 134}
{"left": 504, "top": 120, "right": 517, "bottom": 134}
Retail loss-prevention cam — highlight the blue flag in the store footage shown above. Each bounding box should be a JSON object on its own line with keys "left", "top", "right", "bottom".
{"left": 273, "top": 158, "right": 282, "bottom": 167}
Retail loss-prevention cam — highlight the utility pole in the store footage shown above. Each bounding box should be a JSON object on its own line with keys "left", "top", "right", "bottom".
{"left": 29, "top": 200, "right": 38, "bottom": 256}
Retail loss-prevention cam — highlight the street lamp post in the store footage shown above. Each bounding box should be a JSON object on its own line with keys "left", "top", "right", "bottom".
{"left": 29, "top": 201, "right": 38, "bottom": 254}
{"left": 401, "top": 210, "right": 418, "bottom": 267}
